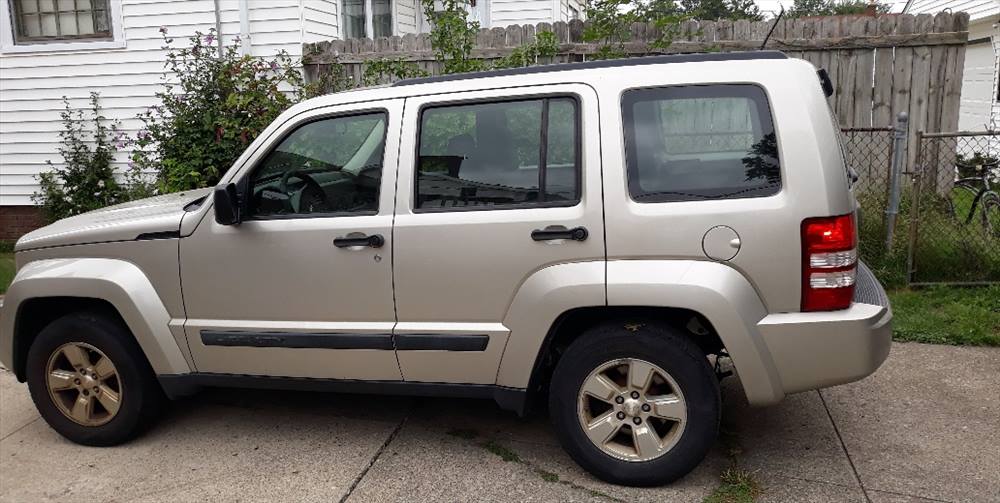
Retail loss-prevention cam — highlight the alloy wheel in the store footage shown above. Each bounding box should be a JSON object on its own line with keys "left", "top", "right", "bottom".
{"left": 45, "top": 342, "right": 123, "bottom": 426}
{"left": 577, "top": 358, "right": 687, "bottom": 462}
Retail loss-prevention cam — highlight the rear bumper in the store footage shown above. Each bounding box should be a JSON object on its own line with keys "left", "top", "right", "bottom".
{"left": 755, "top": 262, "right": 892, "bottom": 396}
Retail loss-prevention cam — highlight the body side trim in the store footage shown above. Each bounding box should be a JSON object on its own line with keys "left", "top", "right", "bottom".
{"left": 393, "top": 333, "right": 489, "bottom": 351}
{"left": 200, "top": 331, "right": 395, "bottom": 350}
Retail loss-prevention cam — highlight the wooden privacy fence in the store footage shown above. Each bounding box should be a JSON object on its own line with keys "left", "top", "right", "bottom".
{"left": 303, "top": 12, "right": 970, "bottom": 172}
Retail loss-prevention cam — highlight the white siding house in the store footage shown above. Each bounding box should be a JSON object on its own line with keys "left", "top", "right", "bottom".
{"left": 898, "top": 0, "right": 1000, "bottom": 131}
{"left": 0, "top": 0, "right": 583, "bottom": 221}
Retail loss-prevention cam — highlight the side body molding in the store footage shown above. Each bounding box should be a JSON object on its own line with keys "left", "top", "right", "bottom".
{"left": 0, "top": 258, "right": 191, "bottom": 377}
{"left": 606, "top": 260, "right": 784, "bottom": 405}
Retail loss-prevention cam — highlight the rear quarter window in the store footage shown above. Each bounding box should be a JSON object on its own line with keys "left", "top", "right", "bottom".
{"left": 621, "top": 84, "right": 780, "bottom": 202}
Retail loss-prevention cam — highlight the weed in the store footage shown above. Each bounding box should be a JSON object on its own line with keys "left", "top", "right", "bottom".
{"left": 481, "top": 440, "right": 521, "bottom": 463}
{"left": 703, "top": 467, "right": 762, "bottom": 503}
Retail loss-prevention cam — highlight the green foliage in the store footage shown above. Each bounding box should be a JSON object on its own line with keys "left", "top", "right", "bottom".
{"left": 362, "top": 58, "right": 429, "bottom": 86}
{"left": 857, "top": 186, "right": 1000, "bottom": 288}
{"left": 583, "top": 0, "right": 644, "bottom": 59}
{"left": 420, "top": 0, "right": 485, "bottom": 74}
{"left": 888, "top": 285, "right": 1000, "bottom": 346}
{"left": 303, "top": 62, "right": 357, "bottom": 98}
{"left": 703, "top": 468, "right": 761, "bottom": 503}
{"left": 493, "top": 31, "right": 560, "bottom": 69}
{"left": 582, "top": 0, "right": 688, "bottom": 59}
{"left": 32, "top": 94, "right": 139, "bottom": 222}
{"left": 129, "top": 28, "right": 306, "bottom": 193}
{"left": 680, "top": 0, "right": 763, "bottom": 21}
{"left": 956, "top": 151, "right": 999, "bottom": 180}
{"left": 0, "top": 253, "right": 13, "bottom": 295}
{"left": 788, "top": 0, "right": 888, "bottom": 17}
{"left": 481, "top": 440, "right": 522, "bottom": 462}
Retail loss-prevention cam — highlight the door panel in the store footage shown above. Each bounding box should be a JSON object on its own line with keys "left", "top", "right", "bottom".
{"left": 180, "top": 100, "right": 404, "bottom": 380}
{"left": 392, "top": 85, "right": 605, "bottom": 384}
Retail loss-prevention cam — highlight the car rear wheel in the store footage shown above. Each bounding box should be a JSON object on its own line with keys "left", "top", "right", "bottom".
{"left": 548, "top": 321, "right": 720, "bottom": 486}
{"left": 26, "top": 311, "right": 165, "bottom": 446}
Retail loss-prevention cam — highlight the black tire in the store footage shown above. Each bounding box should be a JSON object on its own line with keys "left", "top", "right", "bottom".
{"left": 548, "top": 321, "right": 720, "bottom": 486}
{"left": 25, "top": 310, "right": 165, "bottom": 446}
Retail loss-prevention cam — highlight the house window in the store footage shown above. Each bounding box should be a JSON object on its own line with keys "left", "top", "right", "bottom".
{"left": 343, "top": 0, "right": 392, "bottom": 39}
{"left": 9, "top": 0, "right": 112, "bottom": 43}
{"left": 568, "top": 5, "right": 580, "bottom": 20}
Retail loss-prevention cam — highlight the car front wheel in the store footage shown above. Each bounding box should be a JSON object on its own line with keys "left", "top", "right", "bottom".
{"left": 25, "top": 311, "right": 165, "bottom": 446}
{"left": 548, "top": 321, "right": 720, "bottom": 486}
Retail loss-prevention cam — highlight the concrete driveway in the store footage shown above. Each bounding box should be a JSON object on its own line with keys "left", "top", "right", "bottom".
{"left": 1, "top": 342, "right": 997, "bottom": 502}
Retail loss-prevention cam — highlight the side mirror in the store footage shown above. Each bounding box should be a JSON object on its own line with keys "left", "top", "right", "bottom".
{"left": 214, "top": 182, "right": 241, "bottom": 225}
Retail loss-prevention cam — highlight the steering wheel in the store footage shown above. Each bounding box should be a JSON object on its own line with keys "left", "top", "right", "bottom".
{"left": 279, "top": 170, "right": 330, "bottom": 213}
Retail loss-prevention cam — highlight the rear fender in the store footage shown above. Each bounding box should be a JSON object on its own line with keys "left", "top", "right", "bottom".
{"left": 607, "top": 260, "right": 784, "bottom": 405}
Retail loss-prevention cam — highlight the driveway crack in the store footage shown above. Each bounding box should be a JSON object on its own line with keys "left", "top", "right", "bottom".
{"left": 338, "top": 412, "right": 409, "bottom": 503}
{"left": 1, "top": 416, "right": 40, "bottom": 441}
{"left": 818, "top": 389, "right": 871, "bottom": 503}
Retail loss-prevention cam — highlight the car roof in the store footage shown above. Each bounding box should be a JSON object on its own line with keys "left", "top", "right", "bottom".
{"left": 392, "top": 51, "right": 787, "bottom": 87}
{"left": 290, "top": 50, "right": 792, "bottom": 112}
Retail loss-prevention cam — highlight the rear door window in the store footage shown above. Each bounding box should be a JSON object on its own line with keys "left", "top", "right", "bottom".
{"left": 415, "top": 97, "right": 580, "bottom": 210}
{"left": 621, "top": 85, "right": 780, "bottom": 202}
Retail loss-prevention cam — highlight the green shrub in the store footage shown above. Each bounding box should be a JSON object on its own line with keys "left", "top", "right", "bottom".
{"left": 420, "top": 0, "right": 485, "bottom": 74}
{"left": 362, "top": 58, "right": 428, "bottom": 86}
{"left": 129, "top": 28, "right": 306, "bottom": 193}
{"left": 32, "top": 93, "right": 144, "bottom": 222}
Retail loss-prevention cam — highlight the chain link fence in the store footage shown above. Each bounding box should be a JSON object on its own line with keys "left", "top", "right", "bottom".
{"left": 840, "top": 125, "right": 902, "bottom": 283}
{"left": 908, "top": 131, "right": 1000, "bottom": 285}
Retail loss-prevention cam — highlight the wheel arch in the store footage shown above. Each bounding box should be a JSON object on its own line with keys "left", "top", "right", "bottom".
{"left": 1, "top": 258, "right": 192, "bottom": 382}
{"left": 520, "top": 305, "right": 725, "bottom": 410}
{"left": 496, "top": 259, "right": 786, "bottom": 408}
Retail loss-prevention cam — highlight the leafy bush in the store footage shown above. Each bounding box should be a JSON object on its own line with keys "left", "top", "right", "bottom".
{"left": 420, "top": 0, "right": 485, "bottom": 74}
{"left": 493, "top": 31, "right": 559, "bottom": 69}
{"left": 363, "top": 58, "right": 429, "bottom": 86}
{"left": 129, "top": 28, "right": 306, "bottom": 193}
{"left": 583, "top": 0, "right": 688, "bottom": 59}
{"left": 33, "top": 93, "right": 142, "bottom": 222}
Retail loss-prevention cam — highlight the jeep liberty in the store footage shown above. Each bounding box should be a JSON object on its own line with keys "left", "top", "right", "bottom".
{"left": 0, "top": 51, "right": 891, "bottom": 486}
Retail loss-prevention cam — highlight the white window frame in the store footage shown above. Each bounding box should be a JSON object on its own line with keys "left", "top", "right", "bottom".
{"left": 0, "top": 0, "right": 125, "bottom": 54}
{"left": 342, "top": 0, "right": 396, "bottom": 39}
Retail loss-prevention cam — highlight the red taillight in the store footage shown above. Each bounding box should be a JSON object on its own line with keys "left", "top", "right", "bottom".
{"left": 801, "top": 214, "right": 857, "bottom": 311}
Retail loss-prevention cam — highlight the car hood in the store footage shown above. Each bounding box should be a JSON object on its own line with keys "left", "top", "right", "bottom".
{"left": 16, "top": 188, "right": 212, "bottom": 251}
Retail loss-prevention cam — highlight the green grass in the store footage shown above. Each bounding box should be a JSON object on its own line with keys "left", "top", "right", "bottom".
{"left": 0, "top": 254, "right": 14, "bottom": 295}
{"left": 857, "top": 188, "right": 1000, "bottom": 287}
{"left": 703, "top": 468, "right": 761, "bottom": 503}
{"left": 888, "top": 286, "right": 1000, "bottom": 346}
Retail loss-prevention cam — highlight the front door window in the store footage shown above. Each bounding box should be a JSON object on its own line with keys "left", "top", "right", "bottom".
{"left": 247, "top": 112, "right": 388, "bottom": 218}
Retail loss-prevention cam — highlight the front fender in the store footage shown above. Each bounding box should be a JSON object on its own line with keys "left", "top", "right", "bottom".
{"left": 0, "top": 258, "right": 192, "bottom": 377}
{"left": 607, "top": 260, "right": 783, "bottom": 405}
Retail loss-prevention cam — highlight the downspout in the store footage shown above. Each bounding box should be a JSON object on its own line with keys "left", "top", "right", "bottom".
{"left": 239, "top": 0, "right": 251, "bottom": 55}
{"left": 213, "top": 0, "right": 223, "bottom": 56}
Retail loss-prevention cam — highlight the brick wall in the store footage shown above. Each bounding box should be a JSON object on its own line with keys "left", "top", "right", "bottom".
{"left": 0, "top": 206, "right": 45, "bottom": 241}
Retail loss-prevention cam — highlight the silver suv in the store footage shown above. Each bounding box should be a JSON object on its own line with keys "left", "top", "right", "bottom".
{"left": 0, "top": 52, "right": 891, "bottom": 486}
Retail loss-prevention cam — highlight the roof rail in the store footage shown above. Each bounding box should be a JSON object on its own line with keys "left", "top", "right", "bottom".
{"left": 392, "top": 51, "right": 788, "bottom": 87}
